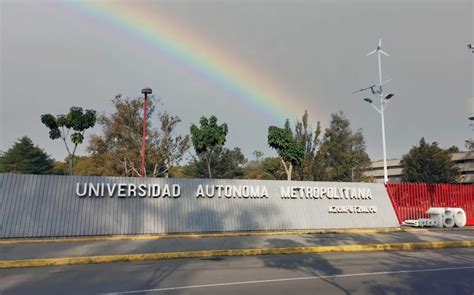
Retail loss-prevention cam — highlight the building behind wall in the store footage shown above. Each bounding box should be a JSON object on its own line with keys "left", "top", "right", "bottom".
{"left": 363, "top": 151, "right": 474, "bottom": 184}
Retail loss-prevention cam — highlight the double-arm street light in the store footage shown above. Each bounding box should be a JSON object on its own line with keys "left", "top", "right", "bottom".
{"left": 358, "top": 38, "right": 394, "bottom": 183}
{"left": 140, "top": 87, "right": 152, "bottom": 177}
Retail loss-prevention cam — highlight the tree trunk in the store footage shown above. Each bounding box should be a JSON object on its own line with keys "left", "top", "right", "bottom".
{"left": 68, "top": 157, "right": 73, "bottom": 175}
{"left": 280, "top": 158, "right": 292, "bottom": 181}
{"left": 288, "top": 163, "right": 293, "bottom": 181}
{"left": 207, "top": 161, "right": 212, "bottom": 179}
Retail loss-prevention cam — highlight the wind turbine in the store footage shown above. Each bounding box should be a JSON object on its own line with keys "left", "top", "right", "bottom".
{"left": 367, "top": 38, "right": 389, "bottom": 97}
{"left": 357, "top": 38, "right": 394, "bottom": 184}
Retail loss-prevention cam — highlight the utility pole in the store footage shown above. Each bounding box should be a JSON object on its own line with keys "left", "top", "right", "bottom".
{"left": 140, "top": 87, "right": 152, "bottom": 177}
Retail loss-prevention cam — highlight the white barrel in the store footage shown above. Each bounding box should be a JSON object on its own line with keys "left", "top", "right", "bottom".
{"left": 443, "top": 208, "right": 455, "bottom": 228}
{"left": 453, "top": 208, "right": 467, "bottom": 227}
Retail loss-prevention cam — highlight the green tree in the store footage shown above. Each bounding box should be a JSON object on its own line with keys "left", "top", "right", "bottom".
{"left": 400, "top": 138, "right": 460, "bottom": 183}
{"left": 0, "top": 136, "right": 54, "bottom": 174}
{"left": 41, "top": 107, "right": 96, "bottom": 175}
{"left": 87, "top": 95, "right": 189, "bottom": 177}
{"left": 243, "top": 157, "right": 287, "bottom": 180}
{"left": 294, "top": 110, "right": 321, "bottom": 180}
{"left": 190, "top": 115, "right": 228, "bottom": 178}
{"left": 314, "top": 112, "right": 371, "bottom": 182}
{"left": 184, "top": 147, "right": 246, "bottom": 179}
{"left": 50, "top": 156, "right": 107, "bottom": 176}
{"left": 260, "top": 157, "right": 287, "bottom": 180}
{"left": 52, "top": 161, "right": 68, "bottom": 175}
{"left": 267, "top": 119, "right": 304, "bottom": 180}
{"left": 88, "top": 94, "right": 149, "bottom": 176}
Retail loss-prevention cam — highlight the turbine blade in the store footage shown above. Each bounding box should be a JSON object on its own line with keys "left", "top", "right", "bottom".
{"left": 367, "top": 49, "right": 377, "bottom": 56}
{"left": 379, "top": 78, "right": 392, "bottom": 86}
{"left": 379, "top": 50, "right": 389, "bottom": 56}
{"left": 379, "top": 38, "right": 382, "bottom": 47}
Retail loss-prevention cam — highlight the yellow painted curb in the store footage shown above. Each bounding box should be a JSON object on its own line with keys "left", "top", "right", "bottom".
{"left": 0, "top": 228, "right": 406, "bottom": 245}
{"left": 1, "top": 240, "right": 473, "bottom": 269}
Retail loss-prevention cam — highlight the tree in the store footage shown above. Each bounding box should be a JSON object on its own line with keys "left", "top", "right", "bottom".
{"left": 184, "top": 147, "right": 246, "bottom": 179}
{"left": 87, "top": 95, "right": 189, "bottom": 177}
{"left": 51, "top": 156, "right": 107, "bottom": 176}
{"left": 294, "top": 110, "right": 321, "bottom": 180}
{"left": 267, "top": 119, "right": 304, "bottom": 180}
{"left": 400, "top": 138, "right": 460, "bottom": 183}
{"left": 148, "top": 112, "right": 190, "bottom": 177}
{"left": 41, "top": 107, "right": 96, "bottom": 175}
{"left": 0, "top": 136, "right": 54, "bottom": 174}
{"left": 190, "top": 115, "right": 228, "bottom": 178}
{"left": 243, "top": 157, "right": 287, "bottom": 180}
{"left": 314, "top": 112, "right": 371, "bottom": 182}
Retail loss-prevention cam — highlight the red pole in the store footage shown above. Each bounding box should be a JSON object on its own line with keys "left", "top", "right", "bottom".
{"left": 140, "top": 93, "right": 148, "bottom": 177}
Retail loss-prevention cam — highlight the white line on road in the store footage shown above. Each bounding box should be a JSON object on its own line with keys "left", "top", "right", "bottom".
{"left": 99, "top": 265, "right": 474, "bottom": 294}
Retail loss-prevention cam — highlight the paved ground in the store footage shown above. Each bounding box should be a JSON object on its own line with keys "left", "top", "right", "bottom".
{"left": 2, "top": 229, "right": 474, "bottom": 260}
{"left": 1, "top": 248, "right": 474, "bottom": 294}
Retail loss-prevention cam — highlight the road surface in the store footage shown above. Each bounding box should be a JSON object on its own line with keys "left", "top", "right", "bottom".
{"left": 1, "top": 248, "right": 474, "bottom": 294}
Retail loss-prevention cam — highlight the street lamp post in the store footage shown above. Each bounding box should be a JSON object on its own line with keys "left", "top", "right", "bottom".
{"left": 364, "top": 38, "right": 394, "bottom": 184}
{"left": 469, "top": 44, "right": 473, "bottom": 147}
{"left": 140, "top": 87, "right": 152, "bottom": 177}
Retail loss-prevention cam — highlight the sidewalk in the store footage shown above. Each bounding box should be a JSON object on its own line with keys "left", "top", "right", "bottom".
{"left": 2, "top": 228, "right": 474, "bottom": 261}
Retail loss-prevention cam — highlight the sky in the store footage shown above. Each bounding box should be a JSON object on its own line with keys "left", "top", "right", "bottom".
{"left": 1, "top": 0, "right": 473, "bottom": 163}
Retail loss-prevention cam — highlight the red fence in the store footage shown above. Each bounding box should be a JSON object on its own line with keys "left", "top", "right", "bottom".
{"left": 386, "top": 183, "right": 474, "bottom": 226}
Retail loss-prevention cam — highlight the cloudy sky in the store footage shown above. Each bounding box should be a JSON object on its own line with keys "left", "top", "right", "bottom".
{"left": 1, "top": 0, "right": 473, "bottom": 163}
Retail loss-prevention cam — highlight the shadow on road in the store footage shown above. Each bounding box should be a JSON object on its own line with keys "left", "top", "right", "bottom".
{"left": 260, "top": 238, "right": 351, "bottom": 295}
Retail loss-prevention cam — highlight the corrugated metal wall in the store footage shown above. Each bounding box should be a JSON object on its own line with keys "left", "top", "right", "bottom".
{"left": 0, "top": 174, "right": 399, "bottom": 238}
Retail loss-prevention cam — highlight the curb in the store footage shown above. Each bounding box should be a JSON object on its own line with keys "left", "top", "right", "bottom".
{"left": 1, "top": 240, "right": 473, "bottom": 269}
{"left": 0, "top": 228, "right": 404, "bottom": 245}
{"left": 2, "top": 227, "right": 472, "bottom": 245}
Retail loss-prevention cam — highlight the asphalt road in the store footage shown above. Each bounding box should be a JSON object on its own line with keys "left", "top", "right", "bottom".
{"left": 1, "top": 248, "right": 474, "bottom": 295}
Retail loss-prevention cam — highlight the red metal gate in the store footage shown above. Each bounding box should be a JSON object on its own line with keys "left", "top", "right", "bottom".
{"left": 386, "top": 183, "right": 474, "bottom": 226}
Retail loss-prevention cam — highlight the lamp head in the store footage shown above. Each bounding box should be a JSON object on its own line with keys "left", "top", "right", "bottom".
{"left": 363, "top": 98, "right": 373, "bottom": 104}
{"left": 141, "top": 87, "right": 152, "bottom": 95}
{"left": 385, "top": 93, "right": 394, "bottom": 100}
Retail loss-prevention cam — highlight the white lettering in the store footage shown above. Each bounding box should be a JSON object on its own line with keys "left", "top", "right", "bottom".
{"left": 138, "top": 184, "right": 147, "bottom": 198}
{"left": 196, "top": 185, "right": 204, "bottom": 198}
{"left": 173, "top": 184, "right": 180, "bottom": 198}
{"left": 106, "top": 183, "right": 116, "bottom": 196}
{"left": 242, "top": 186, "right": 250, "bottom": 198}
{"left": 280, "top": 186, "right": 290, "bottom": 199}
{"left": 366, "top": 188, "right": 373, "bottom": 200}
{"left": 151, "top": 184, "right": 160, "bottom": 198}
{"left": 128, "top": 184, "right": 137, "bottom": 197}
{"left": 162, "top": 184, "right": 170, "bottom": 197}
{"left": 76, "top": 183, "right": 87, "bottom": 197}
{"left": 117, "top": 184, "right": 127, "bottom": 198}
{"left": 261, "top": 186, "right": 268, "bottom": 198}
{"left": 206, "top": 185, "right": 215, "bottom": 198}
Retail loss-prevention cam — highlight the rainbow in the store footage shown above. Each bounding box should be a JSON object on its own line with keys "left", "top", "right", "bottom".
{"left": 56, "top": 1, "right": 317, "bottom": 123}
